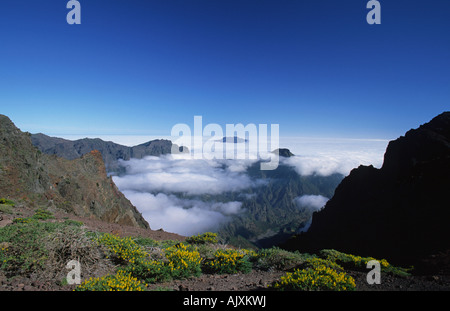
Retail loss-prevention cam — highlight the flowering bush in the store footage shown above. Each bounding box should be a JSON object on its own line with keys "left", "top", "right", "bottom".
{"left": 319, "top": 249, "right": 410, "bottom": 277}
{"left": 122, "top": 258, "right": 171, "bottom": 283}
{"left": 204, "top": 249, "right": 253, "bottom": 274}
{"left": 273, "top": 265, "right": 356, "bottom": 291}
{"left": 164, "top": 243, "right": 202, "bottom": 279}
{"left": 75, "top": 270, "right": 146, "bottom": 291}
{"left": 95, "top": 233, "right": 147, "bottom": 264}
{"left": 32, "top": 207, "right": 54, "bottom": 220}
{"left": 12, "top": 217, "right": 34, "bottom": 224}
{"left": 0, "top": 198, "right": 14, "bottom": 205}
{"left": 96, "top": 234, "right": 203, "bottom": 282}
{"left": 304, "top": 257, "right": 344, "bottom": 271}
{"left": 320, "top": 249, "right": 383, "bottom": 268}
{"left": 0, "top": 242, "right": 10, "bottom": 269}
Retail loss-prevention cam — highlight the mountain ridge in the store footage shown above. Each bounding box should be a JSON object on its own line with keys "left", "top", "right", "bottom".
{"left": 31, "top": 133, "right": 188, "bottom": 173}
{"left": 0, "top": 115, "right": 149, "bottom": 229}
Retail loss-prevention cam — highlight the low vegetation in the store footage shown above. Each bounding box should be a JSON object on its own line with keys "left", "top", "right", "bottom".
{"left": 75, "top": 270, "right": 146, "bottom": 291}
{"left": 0, "top": 198, "right": 15, "bottom": 214}
{"left": 185, "top": 232, "right": 218, "bottom": 245}
{"left": 273, "top": 264, "right": 356, "bottom": 291}
{"left": 203, "top": 249, "right": 254, "bottom": 274}
{"left": 319, "top": 249, "right": 412, "bottom": 277}
{"left": 0, "top": 198, "right": 15, "bottom": 206}
{"left": 0, "top": 206, "right": 413, "bottom": 291}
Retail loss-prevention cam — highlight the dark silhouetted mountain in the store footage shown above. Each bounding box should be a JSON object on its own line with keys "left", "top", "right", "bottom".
{"left": 282, "top": 112, "right": 450, "bottom": 272}
{"left": 0, "top": 115, "right": 149, "bottom": 229}
{"left": 219, "top": 136, "right": 248, "bottom": 143}
{"left": 31, "top": 133, "right": 187, "bottom": 173}
{"left": 272, "top": 148, "right": 295, "bottom": 157}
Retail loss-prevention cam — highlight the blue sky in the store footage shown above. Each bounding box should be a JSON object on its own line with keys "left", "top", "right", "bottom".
{"left": 0, "top": 0, "right": 449, "bottom": 140}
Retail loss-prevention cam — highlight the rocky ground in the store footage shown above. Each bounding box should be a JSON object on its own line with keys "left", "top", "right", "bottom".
{"left": 145, "top": 269, "right": 450, "bottom": 292}
{"left": 1, "top": 206, "right": 450, "bottom": 292}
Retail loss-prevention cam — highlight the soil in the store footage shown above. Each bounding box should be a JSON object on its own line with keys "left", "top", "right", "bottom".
{"left": 1, "top": 206, "right": 450, "bottom": 292}
{"left": 146, "top": 270, "right": 286, "bottom": 292}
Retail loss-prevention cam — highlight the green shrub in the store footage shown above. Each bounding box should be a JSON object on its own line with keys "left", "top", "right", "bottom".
{"left": 63, "top": 219, "right": 84, "bottom": 227}
{"left": 0, "top": 221, "right": 60, "bottom": 276}
{"left": 0, "top": 205, "right": 13, "bottom": 214}
{"left": 133, "top": 237, "right": 179, "bottom": 250}
{"left": 204, "top": 249, "right": 253, "bottom": 274}
{"left": 319, "top": 249, "right": 411, "bottom": 277}
{"left": 255, "top": 247, "right": 310, "bottom": 271}
{"left": 186, "top": 232, "right": 218, "bottom": 245}
{"left": 132, "top": 236, "right": 161, "bottom": 248}
{"left": 320, "top": 249, "right": 384, "bottom": 270}
{"left": 32, "top": 207, "right": 55, "bottom": 220}
{"left": 0, "top": 198, "right": 14, "bottom": 206}
{"left": 122, "top": 258, "right": 172, "bottom": 283}
{"left": 303, "top": 257, "right": 344, "bottom": 271}
{"left": 0, "top": 198, "right": 14, "bottom": 214}
{"left": 12, "top": 217, "right": 35, "bottom": 224}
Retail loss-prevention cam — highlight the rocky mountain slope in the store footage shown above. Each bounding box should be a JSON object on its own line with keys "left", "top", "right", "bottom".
{"left": 31, "top": 133, "right": 187, "bottom": 172}
{"left": 0, "top": 115, "right": 149, "bottom": 228}
{"left": 282, "top": 112, "right": 450, "bottom": 273}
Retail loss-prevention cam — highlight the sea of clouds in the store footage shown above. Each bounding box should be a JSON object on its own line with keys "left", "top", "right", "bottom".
{"left": 112, "top": 137, "right": 389, "bottom": 236}
{"left": 113, "top": 154, "right": 261, "bottom": 235}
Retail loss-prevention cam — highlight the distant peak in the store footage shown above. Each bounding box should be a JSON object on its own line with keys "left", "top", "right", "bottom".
{"left": 219, "top": 136, "right": 248, "bottom": 143}
{"left": 272, "top": 148, "right": 294, "bottom": 157}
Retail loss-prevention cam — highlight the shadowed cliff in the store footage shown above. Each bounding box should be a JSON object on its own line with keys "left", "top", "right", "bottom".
{"left": 282, "top": 112, "right": 450, "bottom": 273}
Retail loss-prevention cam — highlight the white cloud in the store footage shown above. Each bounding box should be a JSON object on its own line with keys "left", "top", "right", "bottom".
{"left": 121, "top": 190, "right": 243, "bottom": 236}
{"left": 294, "top": 194, "right": 329, "bottom": 233}
{"left": 279, "top": 137, "right": 388, "bottom": 176}
{"left": 113, "top": 155, "right": 261, "bottom": 195}
{"left": 112, "top": 154, "right": 261, "bottom": 235}
{"left": 294, "top": 194, "right": 329, "bottom": 212}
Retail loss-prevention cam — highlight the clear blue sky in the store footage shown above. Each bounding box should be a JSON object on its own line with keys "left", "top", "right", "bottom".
{"left": 0, "top": 0, "right": 449, "bottom": 139}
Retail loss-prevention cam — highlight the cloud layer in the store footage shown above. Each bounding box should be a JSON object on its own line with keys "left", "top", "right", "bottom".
{"left": 113, "top": 155, "right": 261, "bottom": 195}
{"left": 280, "top": 137, "right": 388, "bottom": 176}
{"left": 112, "top": 155, "right": 257, "bottom": 236}
{"left": 112, "top": 137, "right": 389, "bottom": 235}
{"left": 121, "top": 190, "right": 243, "bottom": 236}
